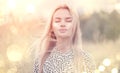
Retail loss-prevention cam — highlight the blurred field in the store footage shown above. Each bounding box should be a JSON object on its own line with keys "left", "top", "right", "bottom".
{"left": 0, "top": 0, "right": 120, "bottom": 73}
{"left": 83, "top": 37, "right": 120, "bottom": 73}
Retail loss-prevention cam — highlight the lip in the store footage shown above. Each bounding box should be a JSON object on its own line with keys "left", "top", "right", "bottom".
{"left": 59, "top": 29, "right": 67, "bottom": 33}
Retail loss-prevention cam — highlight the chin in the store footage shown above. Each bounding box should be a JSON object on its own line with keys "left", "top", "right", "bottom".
{"left": 58, "top": 34, "right": 71, "bottom": 38}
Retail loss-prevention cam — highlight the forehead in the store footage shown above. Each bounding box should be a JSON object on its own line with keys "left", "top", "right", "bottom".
{"left": 53, "top": 9, "right": 72, "bottom": 18}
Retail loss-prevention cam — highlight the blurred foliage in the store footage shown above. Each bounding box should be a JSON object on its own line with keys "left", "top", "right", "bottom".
{"left": 81, "top": 10, "right": 120, "bottom": 42}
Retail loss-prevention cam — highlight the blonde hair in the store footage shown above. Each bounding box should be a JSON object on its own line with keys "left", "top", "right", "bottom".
{"left": 34, "top": 4, "right": 95, "bottom": 73}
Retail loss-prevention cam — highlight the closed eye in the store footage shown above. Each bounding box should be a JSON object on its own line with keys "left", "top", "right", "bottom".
{"left": 65, "top": 17, "right": 72, "bottom": 22}
{"left": 54, "top": 18, "right": 61, "bottom": 23}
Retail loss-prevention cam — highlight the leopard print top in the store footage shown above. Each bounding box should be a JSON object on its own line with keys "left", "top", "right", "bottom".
{"left": 43, "top": 48, "right": 74, "bottom": 73}
{"left": 33, "top": 48, "right": 96, "bottom": 73}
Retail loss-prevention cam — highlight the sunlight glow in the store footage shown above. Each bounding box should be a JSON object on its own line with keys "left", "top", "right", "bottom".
{"left": 115, "top": 3, "right": 120, "bottom": 13}
{"left": 7, "top": 45, "right": 23, "bottom": 62}
{"left": 98, "top": 65, "right": 105, "bottom": 72}
{"left": 26, "top": 3, "right": 36, "bottom": 14}
{"left": 111, "top": 68, "right": 118, "bottom": 73}
{"left": 115, "top": 3, "right": 120, "bottom": 10}
{"left": 7, "top": 0, "right": 16, "bottom": 10}
{"left": 103, "top": 58, "right": 111, "bottom": 66}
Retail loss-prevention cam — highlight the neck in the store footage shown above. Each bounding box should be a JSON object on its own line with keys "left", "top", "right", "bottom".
{"left": 56, "top": 37, "right": 72, "bottom": 53}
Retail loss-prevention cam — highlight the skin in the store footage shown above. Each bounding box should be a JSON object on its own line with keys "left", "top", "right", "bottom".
{"left": 52, "top": 9, "right": 74, "bottom": 53}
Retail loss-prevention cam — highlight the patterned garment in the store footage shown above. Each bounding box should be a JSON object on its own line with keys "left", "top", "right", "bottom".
{"left": 43, "top": 48, "right": 74, "bottom": 73}
{"left": 33, "top": 48, "right": 96, "bottom": 73}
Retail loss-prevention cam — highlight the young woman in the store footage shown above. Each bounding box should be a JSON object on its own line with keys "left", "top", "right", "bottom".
{"left": 33, "top": 4, "right": 95, "bottom": 73}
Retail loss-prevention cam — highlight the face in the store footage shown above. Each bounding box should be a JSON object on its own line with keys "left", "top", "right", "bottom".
{"left": 52, "top": 9, "right": 73, "bottom": 39}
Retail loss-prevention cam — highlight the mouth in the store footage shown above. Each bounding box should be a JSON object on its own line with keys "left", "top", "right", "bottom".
{"left": 59, "top": 29, "right": 67, "bottom": 33}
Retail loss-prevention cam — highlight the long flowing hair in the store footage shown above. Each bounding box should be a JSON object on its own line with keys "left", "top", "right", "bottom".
{"left": 34, "top": 4, "right": 95, "bottom": 73}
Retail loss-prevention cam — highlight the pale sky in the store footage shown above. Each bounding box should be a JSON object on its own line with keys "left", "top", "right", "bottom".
{"left": 0, "top": 0, "right": 120, "bottom": 17}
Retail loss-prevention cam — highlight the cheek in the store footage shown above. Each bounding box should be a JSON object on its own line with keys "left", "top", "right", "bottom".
{"left": 52, "top": 23, "right": 59, "bottom": 33}
{"left": 52, "top": 23, "right": 58, "bottom": 30}
{"left": 67, "top": 23, "right": 74, "bottom": 32}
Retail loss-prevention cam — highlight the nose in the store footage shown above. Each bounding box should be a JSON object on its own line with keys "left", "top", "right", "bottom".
{"left": 60, "top": 24, "right": 65, "bottom": 27}
{"left": 60, "top": 21, "right": 65, "bottom": 27}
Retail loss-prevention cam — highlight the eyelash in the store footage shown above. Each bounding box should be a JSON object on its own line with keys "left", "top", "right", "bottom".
{"left": 55, "top": 20, "right": 60, "bottom": 23}
{"left": 54, "top": 19, "right": 72, "bottom": 23}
